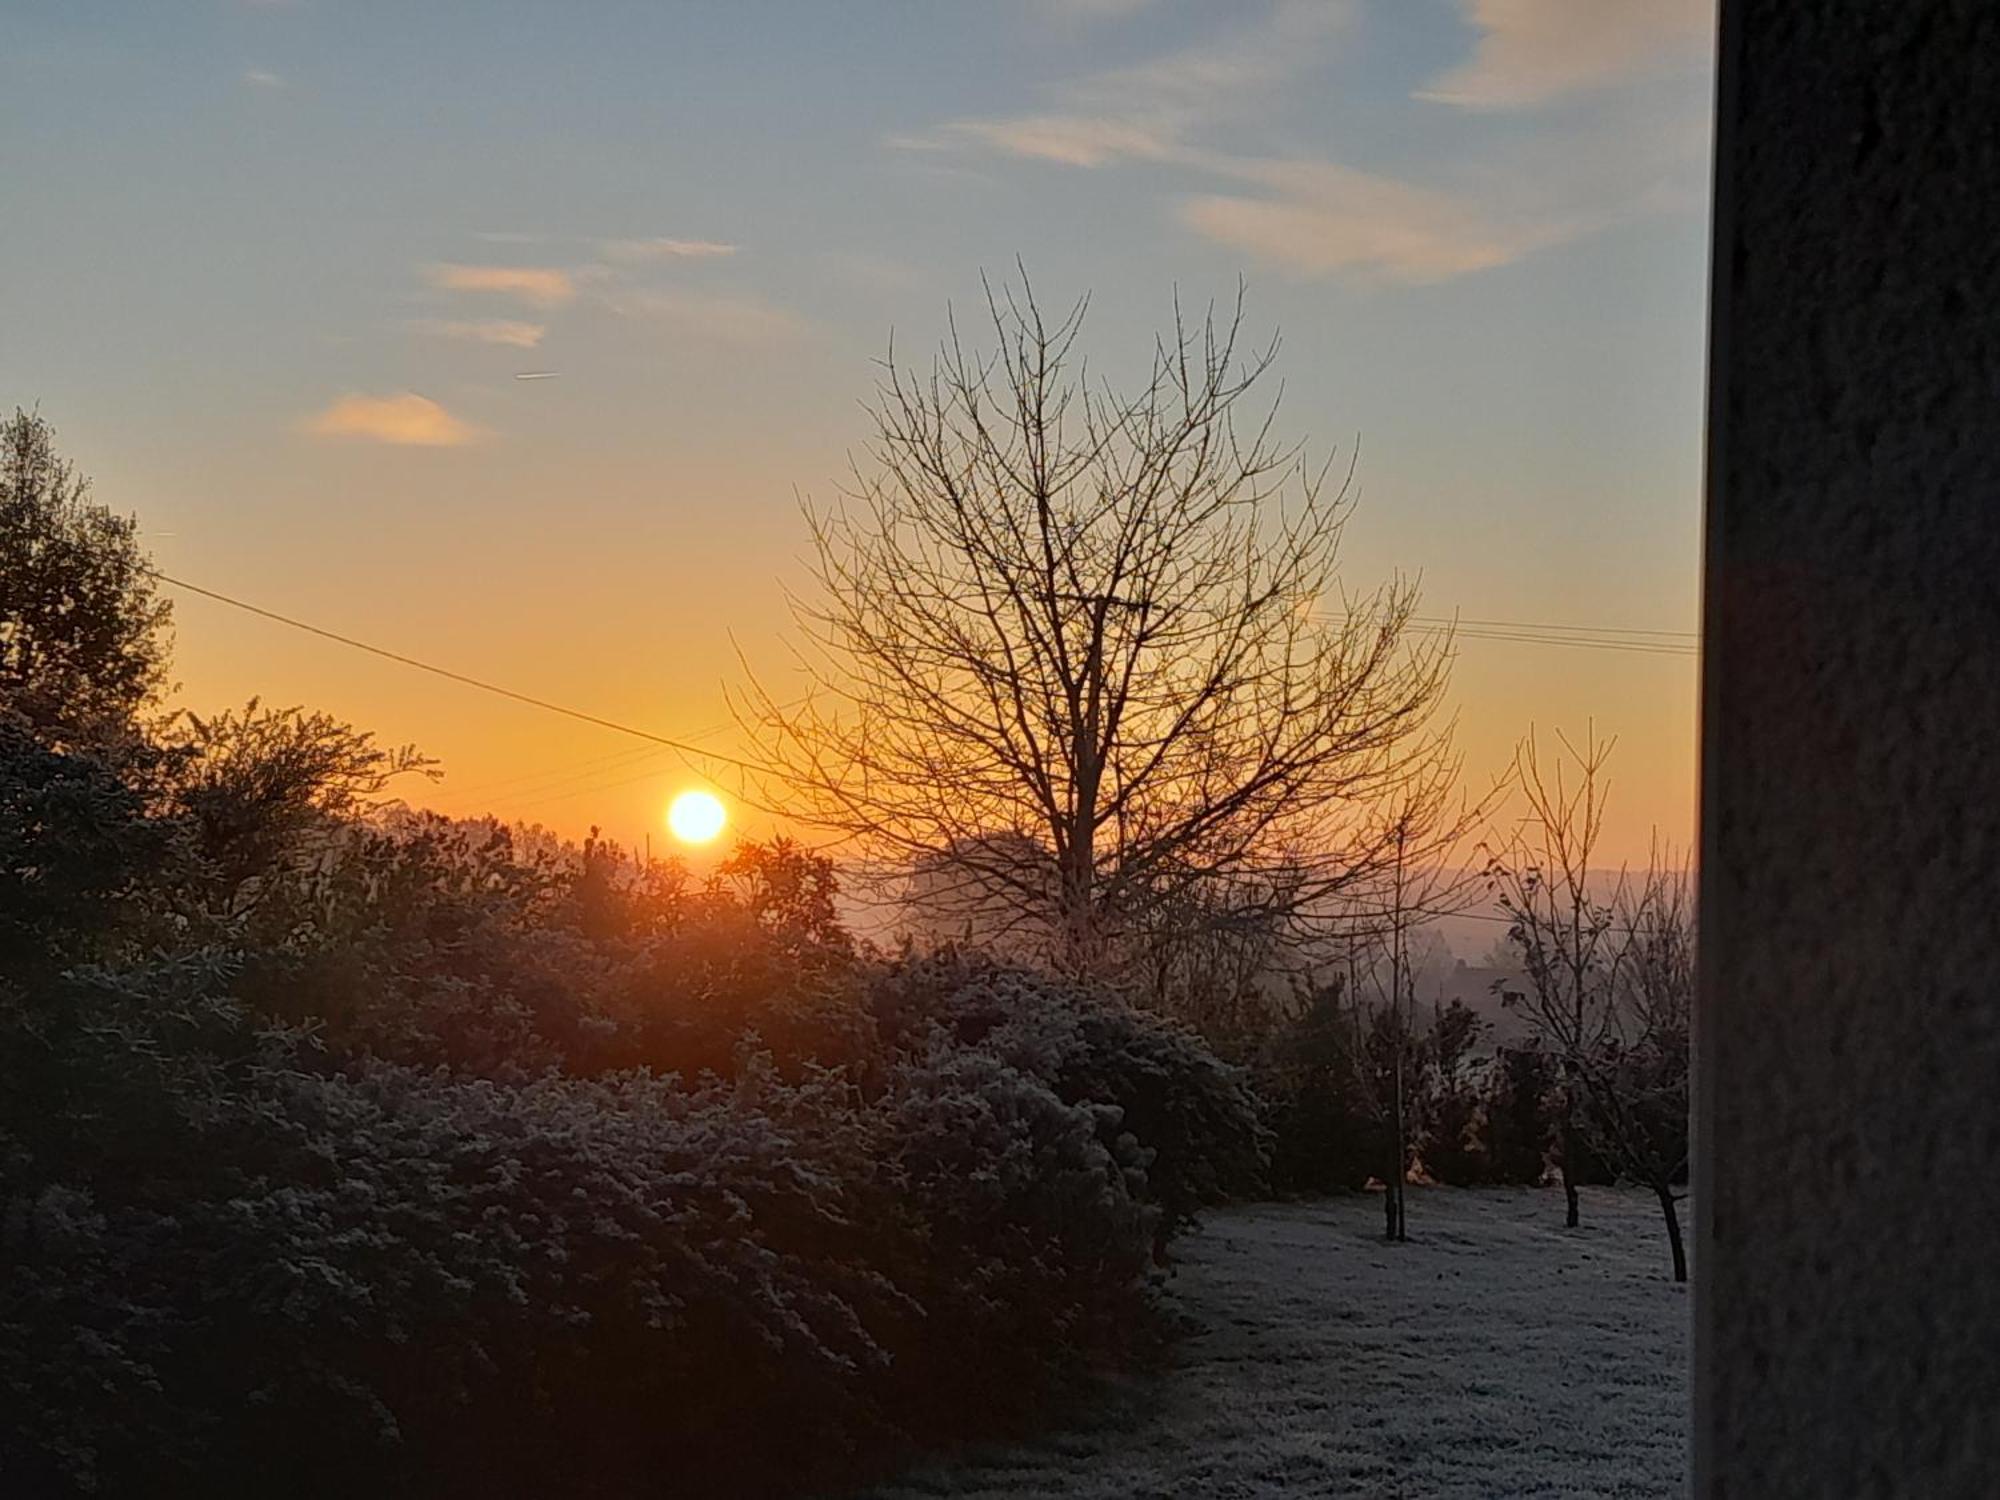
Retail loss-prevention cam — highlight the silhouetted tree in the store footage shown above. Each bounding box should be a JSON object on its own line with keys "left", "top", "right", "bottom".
{"left": 0, "top": 714, "right": 169, "bottom": 983}
{"left": 1256, "top": 977, "right": 1382, "bottom": 1194}
{"left": 709, "top": 835, "right": 853, "bottom": 954}
{"left": 1344, "top": 779, "right": 1491, "bottom": 1239}
{"left": 738, "top": 275, "right": 1458, "bottom": 986}
{"left": 1485, "top": 728, "right": 1622, "bottom": 1230}
{"left": 1591, "top": 858, "right": 1694, "bottom": 1279}
{"left": 0, "top": 410, "right": 171, "bottom": 747}
{"left": 1486, "top": 730, "right": 1693, "bottom": 1279}
{"left": 165, "top": 697, "right": 435, "bottom": 922}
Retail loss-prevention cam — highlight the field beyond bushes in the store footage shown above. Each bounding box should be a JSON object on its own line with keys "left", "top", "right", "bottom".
{"left": 864, "top": 1186, "right": 1688, "bottom": 1500}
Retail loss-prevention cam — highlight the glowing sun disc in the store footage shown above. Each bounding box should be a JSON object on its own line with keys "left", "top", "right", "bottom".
{"left": 667, "top": 789, "right": 727, "bottom": 845}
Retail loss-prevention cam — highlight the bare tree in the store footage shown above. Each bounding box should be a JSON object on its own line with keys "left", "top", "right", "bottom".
{"left": 1485, "top": 728, "right": 1621, "bottom": 1229}
{"left": 1127, "top": 873, "right": 1300, "bottom": 1047}
{"left": 1485, "top": 728, "right": 1693, "bottom": 1280}
{"left": 736, "top": 275, "right": 1457, "bottom": 989}
{"left": 1345, "top": 782, "right": 1491, "bottom": 1242}
{"left": 1595, "top": 855, "right": 1694, "bottom": 1280}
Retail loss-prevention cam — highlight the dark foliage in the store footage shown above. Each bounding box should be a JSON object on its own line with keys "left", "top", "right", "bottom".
{"left": 1253, "top": 983, "right": 1385, "bottom": 1194}
{"left": 0, "top": 715, "right": 170, "bottom": 980}
{"left": 1476, "top": 1045, "right": 1558, "bottom": 1186}
{"left": 1418, "top": 1000, "right": 1488, "bottom": 1187}
{"left": 1, "top": 703, "right": 1259, "bottom": 1498}
{"left": 0, "top": 410, "right": 172, "bottom": 746}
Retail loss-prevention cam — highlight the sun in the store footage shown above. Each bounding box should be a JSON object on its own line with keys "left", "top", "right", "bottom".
{"left": 667, "top": 788, "right": 727, "bottom": 845}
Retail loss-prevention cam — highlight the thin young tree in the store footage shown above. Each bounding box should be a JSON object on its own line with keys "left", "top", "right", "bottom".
{"left": 1345, "top": 775, "right": 1490, "bottom": 1241}
{"left": 1593, "top": 854, "right": 1694, "bottom": 1280}
{"left": 1486, "top": 729, "right": 1695, "bottom": 1279}
{"left": 1485, "top": 727, "right": 1622, "bottom": 1230}
{"left": 736, "top": 274, "right": 1458, "bottom": 988}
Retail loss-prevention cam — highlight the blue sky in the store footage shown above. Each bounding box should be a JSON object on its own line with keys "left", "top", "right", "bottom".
{"left": 2, "top": 0, "right": 1716, "bottom": 858}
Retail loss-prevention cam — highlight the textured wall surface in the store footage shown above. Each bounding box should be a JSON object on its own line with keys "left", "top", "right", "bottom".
{"left": 1695, "top": 2, "right": 2000, "bottom": 1495}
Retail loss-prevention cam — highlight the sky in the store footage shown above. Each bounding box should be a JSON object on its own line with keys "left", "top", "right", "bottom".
{"left": 2, "top": 0, "right": 1715, "bottom": 867}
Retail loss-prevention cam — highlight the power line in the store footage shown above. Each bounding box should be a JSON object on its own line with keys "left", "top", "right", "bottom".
{"left": 430, "top": 708, "right": 753, "bottom": 807}
{"left": 149, "top": 570, "right": 762, "bottom": 772}
{"left": 510, "top": 758, "right": 693, "bottom": 816}
{"left": 1409, "top": 624, "right": 1696, "bottom": 657}
{"left": 439, "top": 741, "right": 668, "bottom": 801}
{"left": 153, "top": 568, "right": 1700, "bottom": 792}
{"left": 433, "top": 742, "right": 675, "bottom": 808}
{"left": 1308, "top": 611, "right": 1698, "bottom": 656}
{"left": 1413, "top": 614, "right": 1697, "bottom": 642}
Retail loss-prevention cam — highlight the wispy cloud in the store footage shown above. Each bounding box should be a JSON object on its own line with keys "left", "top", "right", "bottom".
{"left": 897, "top": 0, "right": 1706, "bottom": 286}
{"left": 415, "top": 318, "right": 546, "bottom": 348}
{"left": 242, "top": 67, "right": 285, "bottom": 90}
{"left": 1419, "top": 0, "right": 1712, "bottom": 110}
{"left": 428, "top": 263, "right": 576, "bottom": 307}
{"left": 305, "top": 393, "right": 479, "bottom": 447}
{"left": 608, "top": 289, "right": 807, "bottom": 346}
{"left": 598, "top": 237, "right": 737, "bottom": 263}
{"left": 1179, "top": 160, "right": 1571, "bottom": 285}
{"left": 903, "top": 2, "right": 1351, "bottom": 168}
{"left": 927, "top": 115, "right": 1179, "bottom": 168}
{"left": 1031, "top": 0, "right": 1157, "bottom": 23}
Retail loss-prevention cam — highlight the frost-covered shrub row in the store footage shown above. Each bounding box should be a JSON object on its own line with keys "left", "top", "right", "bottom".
{"left": 1, "top": 724, "right": 1263, "bottom": 1498}
{"left": 869, "top": 955, "right": 1271, "bottom": 1251}
{"left": 1, "top": 968, "right": 1175, "bottom": 1495}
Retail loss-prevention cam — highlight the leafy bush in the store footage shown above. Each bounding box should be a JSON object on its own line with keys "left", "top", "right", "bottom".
{"left": 1, "top": 595, "right": 1276, "bottom": 1499}
{"left": 0, "top": 735, "right": 1255, "bottom": 1497}
{"left": 1252, "top": 984, "right": 1383, "bottom": 1194}
{"left": 1, "top": 972, "right": 1163, "bottom": 1497}
{"left": 1418, "top": 1001, "right": 1489, "bottom": 1187}
{"left": 1476, "top": 1045, "right": 1557, "bottom": 1186}
{"left": 867, "top": 954, "right": 1271, "bottom": 1250}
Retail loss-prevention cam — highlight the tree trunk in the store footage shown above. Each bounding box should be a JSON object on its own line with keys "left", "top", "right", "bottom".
{"left": 1390, "top": 1055, "right": 1408, "bottom": 1242}
{"left": 1656, "top": 1184, "right": 1688, "bottom": 1283}
{"left": 1560, "top": 1111, "right": 1581, "bottom": 1229}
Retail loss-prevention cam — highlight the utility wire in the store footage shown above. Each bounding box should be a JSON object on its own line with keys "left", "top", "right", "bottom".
{"left": 149, "top": 569, "right": 763, "bottom": 772}
{"left": 439, "top": 741, "right": 669, "bottom": 802}
{"left": 1409, "top": 625, "right": 1696, "bottom": 657}
{"left": 433, "top": 742, "right": 675, "bottom": 808}
{"left": 510, "top": 759, "right": 697, "bottom": 816}
{"left": 1413, "top": 613, "right": 1696, "bottom": 642}
{"left": 153, "top": 568, "right": 1699, "bottom": 790}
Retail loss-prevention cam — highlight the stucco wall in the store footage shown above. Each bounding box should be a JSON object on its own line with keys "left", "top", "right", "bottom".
{"left": 1695, "top": 2, "right": 2000, "bottom": 1494}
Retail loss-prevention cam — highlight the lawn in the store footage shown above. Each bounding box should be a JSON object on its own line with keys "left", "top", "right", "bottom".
{"left": 860, "top": 1187, "right": 1688, "bottom": 1499}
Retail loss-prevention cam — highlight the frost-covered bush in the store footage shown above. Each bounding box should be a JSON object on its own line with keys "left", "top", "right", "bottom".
{"left": 879, "top": 1044, "right": 1156, "bottom": 1408}
{"left": 0, "top": 959, "right": 1168, "bottom": 1498}
{"left": 869, "top": 955, "right": 1270, "bottom": 1247}
{"left": 1, "top": 724, "right": 1251, "bottom": 1497}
